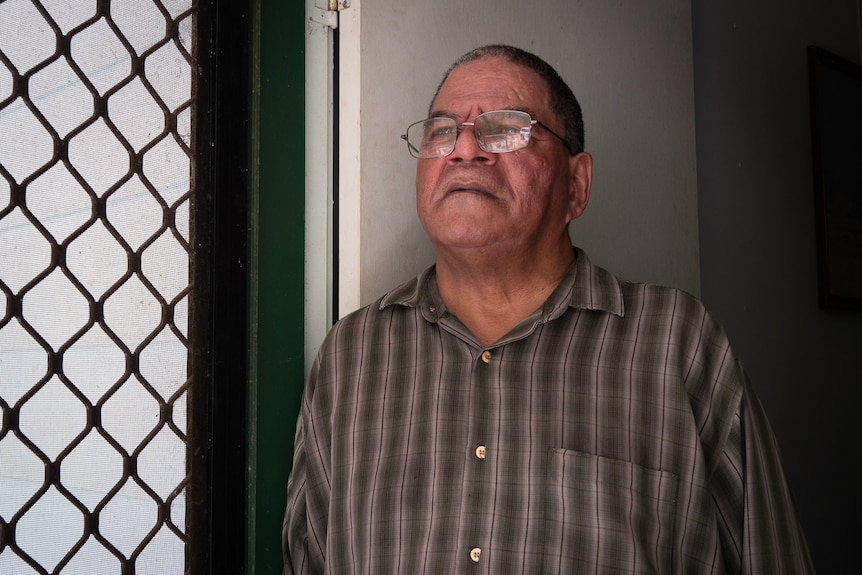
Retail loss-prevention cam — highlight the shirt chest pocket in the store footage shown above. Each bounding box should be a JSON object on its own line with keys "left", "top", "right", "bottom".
{"left": 543, "top": 449, "right": 679, "bottom": 574}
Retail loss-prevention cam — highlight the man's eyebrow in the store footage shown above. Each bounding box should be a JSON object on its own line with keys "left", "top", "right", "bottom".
{"left": 428, "top": 106, "right": 537, "bottom": 119}
{"left": 428, "top": 109, "right": 458, "bottom": 119}
{"left": 505, "top": 105, "right": 536, "bottom": 116}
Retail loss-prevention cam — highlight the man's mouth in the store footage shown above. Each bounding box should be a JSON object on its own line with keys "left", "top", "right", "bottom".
{"left": 445, "top": 182, "right": 495, "bottom": 197}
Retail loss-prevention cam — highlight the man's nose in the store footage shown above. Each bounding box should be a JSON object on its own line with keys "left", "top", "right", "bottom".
{"left": 449, "top": 124, "right": 496, "bottom": 163}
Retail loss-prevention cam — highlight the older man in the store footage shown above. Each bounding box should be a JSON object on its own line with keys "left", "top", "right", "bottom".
{"left": 283, "top": 45, "right": 813, "bottom": 574}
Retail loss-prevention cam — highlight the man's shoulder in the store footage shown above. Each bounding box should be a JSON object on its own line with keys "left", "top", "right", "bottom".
{"left": 613, "top": 277, "right": 724, "bottom": 338}
{"left": 321, "top": 267, "right": 434, "bottom": 343}
{"left": 570, "top": 249, "right": 707, "bottom": 322}
{"left": 617, "top": 277, "right": 706, "bottom": 313}
{"left": 575, "top": 251, "right": 720, "bottom": 339}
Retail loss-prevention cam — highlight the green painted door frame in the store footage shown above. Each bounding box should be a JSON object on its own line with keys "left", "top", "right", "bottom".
{"left": 247, "top": 1, "right": 306, "bottom": 572}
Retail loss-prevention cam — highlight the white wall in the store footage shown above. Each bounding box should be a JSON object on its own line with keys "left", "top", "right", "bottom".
{"left": 338, "top": 0, "right": 700, "bottom": 312}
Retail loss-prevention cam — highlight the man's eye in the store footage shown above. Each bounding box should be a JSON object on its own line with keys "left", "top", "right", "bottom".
{"left": 488, "top": 123, "right": 520, "bottom": 135}
{"left": 426, "top": 125, "right": 455, "bottom": 140}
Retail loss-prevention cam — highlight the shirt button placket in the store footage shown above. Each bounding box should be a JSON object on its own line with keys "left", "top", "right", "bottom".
{"left": 462, "top": 348, "right": 492, "bottom": 571}
{"left": 476, "top": 350, "right": 490, "bottom": 463}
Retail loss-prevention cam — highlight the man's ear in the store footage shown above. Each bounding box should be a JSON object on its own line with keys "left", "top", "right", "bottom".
{"left": 566, "top": 152, "right": 592, "bottom": 222}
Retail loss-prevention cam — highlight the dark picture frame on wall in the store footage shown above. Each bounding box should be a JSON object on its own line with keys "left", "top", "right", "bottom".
{"left": 808, "top": 46, "right": 862, "bottom": 311}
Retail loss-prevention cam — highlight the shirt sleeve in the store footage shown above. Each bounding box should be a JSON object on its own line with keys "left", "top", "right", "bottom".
{"left": 710, "top": 369, "right": 815, "bottom": 574}
{"left": 283, "top": 410, "right": 309, "bottom": 575}
{"left": 283, "top": 358, "right": 330, "bottom": 575}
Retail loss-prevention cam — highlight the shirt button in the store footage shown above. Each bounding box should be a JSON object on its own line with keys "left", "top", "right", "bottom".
{"left": 475, "top": 445, "right": 486, "bottom": 459}
{"left": 480, "top": 350, "right": 491, "bottom": 363}
{"left": 470, "top": 547, "right": 482, "bottom": 562}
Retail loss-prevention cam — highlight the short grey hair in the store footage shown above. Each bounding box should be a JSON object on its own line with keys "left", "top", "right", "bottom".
{"left": 429, "top": 45, "right": 585, "bottom": 154}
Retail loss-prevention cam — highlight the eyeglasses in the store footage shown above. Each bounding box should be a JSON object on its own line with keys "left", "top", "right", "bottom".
{"left": 401, "top": 109, "right": 570, "bottom": 159}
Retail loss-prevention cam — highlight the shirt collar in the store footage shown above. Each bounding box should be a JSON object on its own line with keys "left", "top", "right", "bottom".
{"left": 379, "top": 247, "right": 625, "bottom": 321}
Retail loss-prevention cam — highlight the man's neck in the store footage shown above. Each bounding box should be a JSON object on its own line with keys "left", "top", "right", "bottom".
{"left": 434, "top": 243, "right": 575, "bottom": 347}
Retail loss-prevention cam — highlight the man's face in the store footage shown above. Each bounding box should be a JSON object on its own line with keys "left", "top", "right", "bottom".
{"left": 415, "top": 56, "right": 590, "bottom": 259}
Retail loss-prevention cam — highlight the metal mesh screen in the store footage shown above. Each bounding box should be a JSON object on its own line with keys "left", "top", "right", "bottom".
{"left": 0, "top": 0, "right": 199, "bottom": 572}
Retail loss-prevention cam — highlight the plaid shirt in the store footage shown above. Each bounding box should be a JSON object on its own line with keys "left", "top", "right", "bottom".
{"left": 283, "top": 248, "right": 813, "bottom": 574}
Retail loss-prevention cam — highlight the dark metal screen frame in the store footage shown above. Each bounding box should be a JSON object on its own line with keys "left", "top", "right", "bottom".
{"left": 0, "top": 0, "right": 250, "bottom": 573}
{"left": 0, "top": 1, "right": 213, "bottom": 573}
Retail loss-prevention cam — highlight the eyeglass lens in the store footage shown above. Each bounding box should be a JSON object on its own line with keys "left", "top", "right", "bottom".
{"left": 404, "top": 110, "right": 534, "bottom": 159}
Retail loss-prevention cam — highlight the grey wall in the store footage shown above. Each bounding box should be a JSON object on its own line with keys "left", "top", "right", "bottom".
{"left": 692, "top": 2, "right": 862, "bottom": 572}
{"left": 351, "top": 0, "right": 700, "bottom": 307}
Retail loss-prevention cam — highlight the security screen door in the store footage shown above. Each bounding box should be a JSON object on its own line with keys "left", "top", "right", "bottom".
{"left": 0, "top": 0, "right": 202, "bottom": 572}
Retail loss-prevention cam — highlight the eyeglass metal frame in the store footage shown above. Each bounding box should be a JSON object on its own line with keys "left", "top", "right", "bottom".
{"left": 401, "top": 109, "right": 572, "bottom": 159}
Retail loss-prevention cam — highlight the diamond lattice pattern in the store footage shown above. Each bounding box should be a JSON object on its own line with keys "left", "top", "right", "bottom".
{"left": 0, "top": 0, "right": 197, "bottom": 571}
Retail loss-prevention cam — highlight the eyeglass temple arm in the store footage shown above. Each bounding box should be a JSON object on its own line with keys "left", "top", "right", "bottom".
{"left": 401, "top": 134, "right": 421, "bottom": 157}
{"left": 534, "top": 120, "right": 573, "bottom": 154}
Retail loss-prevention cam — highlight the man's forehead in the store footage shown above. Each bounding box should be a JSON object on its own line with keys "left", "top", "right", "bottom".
{"left": 430, "top": 57, "right": 550, "bottom": 115}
